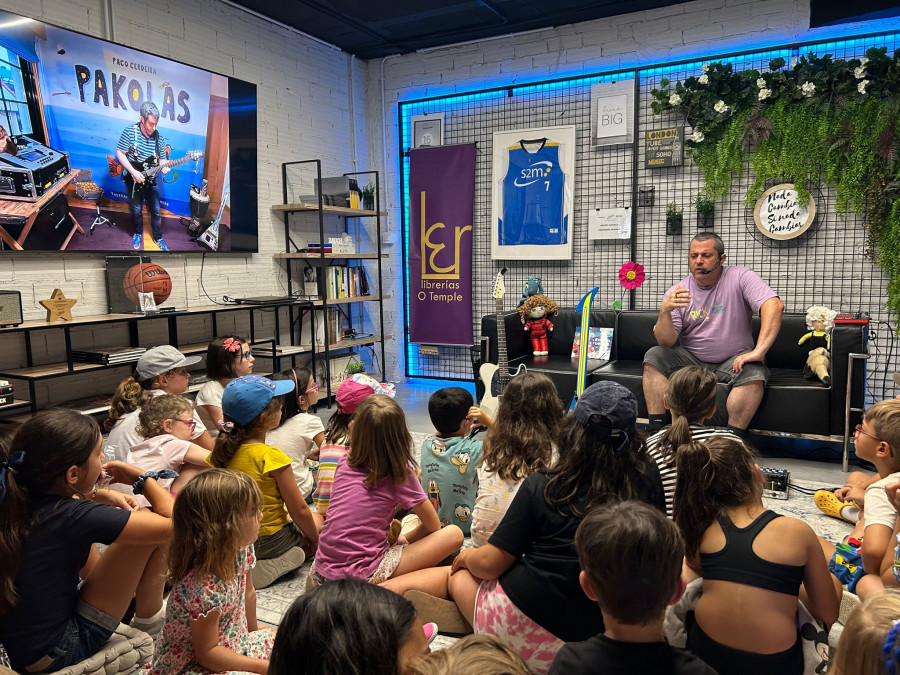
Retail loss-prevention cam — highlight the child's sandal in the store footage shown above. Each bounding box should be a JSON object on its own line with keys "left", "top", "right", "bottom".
{"left": 814, "top": 490, "right": 856, "bottom": 522}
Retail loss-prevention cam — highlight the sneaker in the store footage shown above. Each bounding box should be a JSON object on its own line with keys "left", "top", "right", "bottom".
{"left": 422, "top": 622, "right": 438, "bottom": 646}
{"left": 132, "top": 234, "right": 141, "bottom": 249}
{"left": 155, "top": 238, "right": 169, "bottom": 251}
{"left": 251, "top": 546, "right": 305, "bottom": 589}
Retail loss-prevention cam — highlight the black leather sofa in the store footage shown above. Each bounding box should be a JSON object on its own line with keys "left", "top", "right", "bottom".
{"left": 478, "top": 309, "right": 868, "bottom": 437}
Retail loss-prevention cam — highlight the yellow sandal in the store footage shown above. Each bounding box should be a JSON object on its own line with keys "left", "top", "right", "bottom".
{"left": 815, "top": 489, "right": 856, "bottom": 521}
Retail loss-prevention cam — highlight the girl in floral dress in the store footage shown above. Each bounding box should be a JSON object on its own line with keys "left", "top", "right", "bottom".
{"left": 147, "top": 469, "right": 273, "bottom": 675}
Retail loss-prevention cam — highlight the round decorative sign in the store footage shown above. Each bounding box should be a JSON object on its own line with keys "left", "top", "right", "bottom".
{"left": 753, "top": 183, "right": 816, "bottom": 240}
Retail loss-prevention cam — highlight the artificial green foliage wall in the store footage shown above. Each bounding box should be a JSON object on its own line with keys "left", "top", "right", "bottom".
{"left": 651, "top": 47, "right": 900, "bottom": 315}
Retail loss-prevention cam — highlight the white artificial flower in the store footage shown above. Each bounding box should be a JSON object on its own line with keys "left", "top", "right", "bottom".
{"left": 758, "top": 88, "right": 772, "bottom": 101}
{"left": 701, "top": 62, "right": 709, "bottom": 73}
{"left": 698, "top": 74, "right": 709, "bottom": 85}
{"left": 860, "top": 57, "right": 869, "bottom": 66}
{"left": 669, "top": 93, "right": 682, "bottom": 106}
{"left": 855, "top": 66, "right": 867, "bottom": 79}
{"left": 691, "top": 130, "right": 705, "bottom": 143}
{"left": 800, "top": 81, "right": 816, "bottom": 97}
{"left": 756, "top": 77, "right": 766, "bottom": 88}
{"left": 714, "top": 100, "right": 729, "bottom": 114}
{"left": 791, "top": 57, "right": 798, "bottom": 67}
{"left": 858, "top": 79, "right": 869, "bottom": 94}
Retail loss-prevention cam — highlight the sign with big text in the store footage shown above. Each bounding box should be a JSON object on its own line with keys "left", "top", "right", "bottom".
{"left": 590, "top": 79, "right": 634, "bottom": 146}
{"left": 753, "top": 183, "right": 817, "bottom": 240}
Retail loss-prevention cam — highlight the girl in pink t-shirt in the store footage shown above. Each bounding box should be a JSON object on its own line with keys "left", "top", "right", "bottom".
{"left": 313, "top": 395, "right": 463, "bottom": 596}
{"left": 122, "top": 394, "right": 211, "bottom": 506}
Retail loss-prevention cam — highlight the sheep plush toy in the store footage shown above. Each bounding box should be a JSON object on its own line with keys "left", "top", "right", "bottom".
{"left": 798, "top": 306, "right": 837, "bottom": 385}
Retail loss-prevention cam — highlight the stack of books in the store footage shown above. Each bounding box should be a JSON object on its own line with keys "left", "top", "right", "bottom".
{"left": 71, "top": 346, "right": 147, "bottom": 365}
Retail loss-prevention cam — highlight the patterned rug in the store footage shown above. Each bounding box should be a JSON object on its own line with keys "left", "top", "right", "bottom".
{"left": 255, "top": 432, "right": 854, "bottom": 643}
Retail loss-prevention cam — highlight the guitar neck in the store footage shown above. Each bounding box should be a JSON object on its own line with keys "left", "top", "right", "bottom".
{"left": 144, "top": 154, "right": 197, "bottom": 177}
{"left": 495, "top": 298, "right": 509, "bottom": 390}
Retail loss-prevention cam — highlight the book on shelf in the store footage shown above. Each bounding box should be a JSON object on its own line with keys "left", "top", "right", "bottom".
{"left": 71, "top": 346, "right": 147, "bottom": 365}
{"left": 300, "top": 308, "right": 342, "bottom": 346}
{"left": 318, "top": 266, "right": 371, "bottom": 300}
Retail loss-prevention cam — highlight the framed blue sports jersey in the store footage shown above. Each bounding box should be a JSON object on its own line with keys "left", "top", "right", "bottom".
{"left": 491, "top": 125, "right": 574, "bottom": 260}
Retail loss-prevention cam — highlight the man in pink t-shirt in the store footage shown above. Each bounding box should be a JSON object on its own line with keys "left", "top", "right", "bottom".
{"left": 643, "top": 232, "right": 784, "bottom": 436}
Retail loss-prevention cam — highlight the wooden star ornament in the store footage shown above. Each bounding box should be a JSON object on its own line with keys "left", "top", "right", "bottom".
{"left": 40, "top": 288, "right": 77, "bottom": 322}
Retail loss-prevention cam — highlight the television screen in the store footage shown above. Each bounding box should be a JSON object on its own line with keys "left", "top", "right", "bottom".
{"left": 0, "top": 9, "right": 258, "bottom": 253}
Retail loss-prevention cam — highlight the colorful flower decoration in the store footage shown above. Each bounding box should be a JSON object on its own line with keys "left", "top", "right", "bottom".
{"left": 222, "top": 337, "right": 241, "bottom": 352}
{"left": 613, "top": 261, "right": 646, "bottom": 310}
{"left": 618, "top": 261, "right": 646, "bottom": 290}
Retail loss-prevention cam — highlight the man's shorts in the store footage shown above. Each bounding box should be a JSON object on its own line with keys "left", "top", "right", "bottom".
{"left": 643, "top": 345, "right": 769, "bottom": 388}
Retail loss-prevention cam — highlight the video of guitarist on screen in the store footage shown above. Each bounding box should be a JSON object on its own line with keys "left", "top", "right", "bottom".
{"left": 0, "top": 10, "right": 229, "bottom": 252}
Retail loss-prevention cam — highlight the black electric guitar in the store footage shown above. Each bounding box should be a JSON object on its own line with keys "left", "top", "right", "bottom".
{"left": 122, "top": 150, "right": 203, "bottom": 190}
{"left": 479, "top": 268, "right": 526, "bottom": 418}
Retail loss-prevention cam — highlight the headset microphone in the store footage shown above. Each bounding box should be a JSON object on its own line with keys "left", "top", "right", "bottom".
{"left": 699, "top": 256, "right": 723, "bottom": 275}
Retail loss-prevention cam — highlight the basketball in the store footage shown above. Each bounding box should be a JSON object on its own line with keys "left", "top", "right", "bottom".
{"left": 123, "top": 263, "right": 172, "bottom": 305}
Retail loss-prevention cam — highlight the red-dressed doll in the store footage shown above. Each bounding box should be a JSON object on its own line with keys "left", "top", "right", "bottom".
{"left": 517, "top": 294, "right": 559, "bottom": 356}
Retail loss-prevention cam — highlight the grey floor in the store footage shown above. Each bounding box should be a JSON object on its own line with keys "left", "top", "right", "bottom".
{"left": 311, "top": 378, "right": 861, "bottom": 488}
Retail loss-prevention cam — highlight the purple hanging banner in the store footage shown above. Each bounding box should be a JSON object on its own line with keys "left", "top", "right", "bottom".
{"left": 408, "top": 144, "right": 476, "bottom": 345}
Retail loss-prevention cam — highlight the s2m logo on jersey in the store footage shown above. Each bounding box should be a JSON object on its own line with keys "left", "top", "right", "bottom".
{"left": 514, "top": 161, "right": 553, "bottom": 187}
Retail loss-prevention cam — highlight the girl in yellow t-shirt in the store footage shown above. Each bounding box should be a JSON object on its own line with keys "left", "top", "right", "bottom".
{"left": 209, "top": 375, "right": 319, "bottom": 589}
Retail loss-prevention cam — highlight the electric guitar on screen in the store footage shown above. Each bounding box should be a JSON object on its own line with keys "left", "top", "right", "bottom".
{"left": 479, "top": 268, "right": 526, "bottom": 418}
{"left": 118, "top": 150, "right": 204, "bottom": 190}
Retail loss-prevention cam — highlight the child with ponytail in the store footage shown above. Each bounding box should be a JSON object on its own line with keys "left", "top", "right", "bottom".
{"left": 209, "top": 375, "right": 319, "bottom": 589}
{"left": 645, "top": 366, "right": 735, "bottom": 517}
{"left": 195, "top": 335, "right": 255, "bottom": 435}
{"left": 0, "top": 409, "right": 173, "bottom": 672}
{"left": 673, "top": 437, "right": 839, "bottom": 675}
{"left": 106, "top": 345, "right": 212, "bottom": 458}
{"left": 148, "top": 469, "right": 273, "bottom": 675}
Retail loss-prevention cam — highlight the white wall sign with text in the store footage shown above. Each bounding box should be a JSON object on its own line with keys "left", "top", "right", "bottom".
{"left": 590, "top": 79, "right": 634, "bottom": 146}
{"left": 753, "top": 183, "right": 817, "bottom": 240}
{"left": 410, "top": 113, "right": 444, "bottom": 149}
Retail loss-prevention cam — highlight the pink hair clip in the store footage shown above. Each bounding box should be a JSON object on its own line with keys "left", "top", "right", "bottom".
{"left": 222, "top": 337, "right": 241, "bottom": 353}
{"left": 217, "top": 420, "right": 235, "bottom": 433}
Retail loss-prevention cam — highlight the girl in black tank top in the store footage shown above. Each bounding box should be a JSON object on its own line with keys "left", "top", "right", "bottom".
{"left": 673, "top": 437, "right": 839, "bottom": 675}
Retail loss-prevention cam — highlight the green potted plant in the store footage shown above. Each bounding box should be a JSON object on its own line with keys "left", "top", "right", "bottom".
{"left": 695, "top": 194, "right": 715, "bottom": 229}
{"left": 665, "top": 202, "right": 683, "bottom": 236}
{"left": 362, "top": 183, "right": 376, "bottom": 211}
{"left": 346, "top": 359, "right": 366, "bottom": 375}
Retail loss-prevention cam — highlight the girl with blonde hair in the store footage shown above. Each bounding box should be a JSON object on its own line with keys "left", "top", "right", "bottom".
{"left": 147, "top": 469, "right": 273, "bottom": 675}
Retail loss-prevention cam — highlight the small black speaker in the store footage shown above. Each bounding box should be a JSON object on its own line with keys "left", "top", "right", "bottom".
{"left": 0, "top": 290, "right": 23, "bottom": 327}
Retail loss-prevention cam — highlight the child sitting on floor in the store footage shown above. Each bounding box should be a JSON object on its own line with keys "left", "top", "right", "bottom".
{"left": 830, "top": 588, "right": 900, "bottom": 674}
{"left": 209, "top": 375, "right": 320, "bottom": 589}
{"left": 147, "top": 469, "right": 273, "bottom": 675}
{"left": 470, "top": 371, "right": 563, "bottom": 547}
{"left": 674, "top": 437, "right": 838, "bottom": 675}
{"left": 311, "top": 374, "right": 394, "bottom": 527}
{"left": 268, "top": 367, "right": 325, "bottom": 501}
{"left": 549, "top": 500, "right": 715, "bottom": 674}
{"left": 269, "top": 578, "right": 431, "bottom": 675}
{"left": 821, "top": 399, "right": 900, "bottom": 599}
{"left": 312, "top": 395, "right": 463, "bottom": 594}
{"left": 420, "top": 387, "right": 492, "bottom": 535}
{"left": 118, "top": 394, "right": 211, "bottom": 507}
